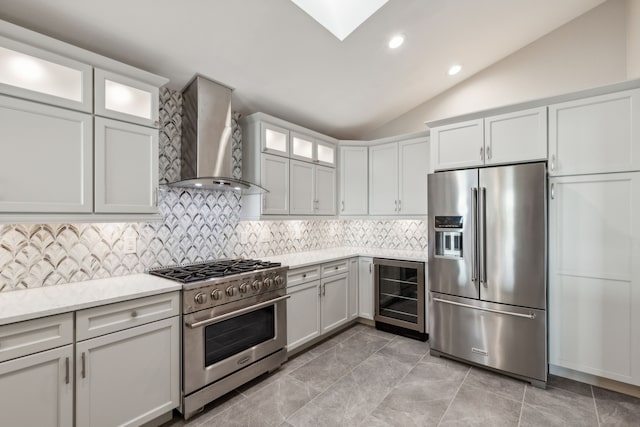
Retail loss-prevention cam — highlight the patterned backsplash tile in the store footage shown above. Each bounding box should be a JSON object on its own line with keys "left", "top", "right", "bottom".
{"left": 0, "top": 88, "right": 426, "bottom": 292}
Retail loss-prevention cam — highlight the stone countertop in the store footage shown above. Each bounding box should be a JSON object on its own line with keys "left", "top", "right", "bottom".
{"left": 262, "top": 247, "right": 428, "bottom": 269}
{"left": 0, "top": 274, "right": 181, "bottom": 326}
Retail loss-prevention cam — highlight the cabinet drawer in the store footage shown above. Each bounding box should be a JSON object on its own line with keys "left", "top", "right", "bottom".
{"left": 76, "top": 292, "right": 179, "bottom": 341}
{"left": 0, "top": 313, "right": 73, "bottom": 363}
{"left": 321, "top": 260, "right": 349, "bottom": 278}
{"left": 287, "top": 265, "right": 321, "bottom": 287}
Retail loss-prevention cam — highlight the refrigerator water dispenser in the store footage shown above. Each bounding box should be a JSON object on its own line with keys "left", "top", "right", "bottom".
{"left": 434, "top": 216, "right": 463, "bottom": 258}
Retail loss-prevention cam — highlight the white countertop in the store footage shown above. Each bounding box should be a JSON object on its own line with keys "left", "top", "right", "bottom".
{"left": 263, "top": 247, "right": 428, "bottom": 269}
{"left": 0, "top": 274, "right": 181, "bottom": 326}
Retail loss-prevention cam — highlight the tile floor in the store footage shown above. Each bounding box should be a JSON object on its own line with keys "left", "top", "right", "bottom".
{"left": 163, "top": 324, "right": 640, "bottom": 427}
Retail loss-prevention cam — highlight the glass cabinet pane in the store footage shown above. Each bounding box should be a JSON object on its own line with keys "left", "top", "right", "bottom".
{"left": 317, "top": 142, "right": 335, "bottom": 165}
{"left": 104, "top": 79, "right": 153, "bottom": 119}
{"left": 292, "top": 134, "right": 314, "bottom": 160}
{"left": 378, "top": 265, "right": 419, "bottom": 324}
{"left": 263, "top": 126, "right": 288, "bottom": 153}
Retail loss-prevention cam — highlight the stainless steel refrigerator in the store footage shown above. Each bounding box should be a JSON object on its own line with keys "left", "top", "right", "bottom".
{"left": 428, "top": 162, "right": 547, "bottom": 387}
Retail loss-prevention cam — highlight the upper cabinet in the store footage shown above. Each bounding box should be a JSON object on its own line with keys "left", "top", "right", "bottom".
{"left": 241, "top": 113, "right": 337, "bottom": 219}
{"left": 94, "top": 69, "right": 159, "bottom": 128}
{"left": 369, "top": 137, "right": 429, "bottom": 216}
{"left": 549, "top": 89, "right": 640, "bottom": 176}
{"left": 339, "top": 146, "right": 368, "bottom": 215}
{"left": 0, "top": 35, "right": 92, "bottom": 112}
{"left": 430, "top": 107, "right": 547, "bottom": 171}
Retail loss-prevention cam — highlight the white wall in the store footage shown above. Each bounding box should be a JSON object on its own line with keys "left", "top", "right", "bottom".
{"left": 365, "top": 0, "right": 628, "bottom": 138}
{"left": 628, "top": 0, "right": 640, "bottom": 78}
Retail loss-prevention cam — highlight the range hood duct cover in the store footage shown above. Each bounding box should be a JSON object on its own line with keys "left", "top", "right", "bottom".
{"left": 168, "top": 75, "right": 266, "bottom": 194}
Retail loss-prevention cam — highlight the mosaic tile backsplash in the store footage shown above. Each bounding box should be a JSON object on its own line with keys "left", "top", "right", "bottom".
{"left": 0, "top": 88, "right": 427, "bottom": 292}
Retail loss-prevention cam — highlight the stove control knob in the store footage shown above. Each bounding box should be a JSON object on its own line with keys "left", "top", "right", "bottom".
{"left": 225, "top": 286, "right": 236, "bottom": 297}
{"left": 274, "top": 276, "right": 284, "bottom": 286}
{"left": 239, "top": 283, "right": 249, "bottom": 294}
{"left": 194, "top": 292, "right": 207, "bottom": 304}
{"left": 211, "top": 289, "right": 222, "bottom": 300}
{"left": 264, "top": 278, "right": 273, "bottom": 288}
{"left": 251, "top": 280, "right": 260, "bottom": 290}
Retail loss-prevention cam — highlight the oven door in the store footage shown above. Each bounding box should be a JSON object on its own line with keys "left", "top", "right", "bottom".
{"left": 183, "top": 293, "right": 289, "bottom": 395}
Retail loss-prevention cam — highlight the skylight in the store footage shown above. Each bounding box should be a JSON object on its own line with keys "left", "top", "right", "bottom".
{"left": 291, "top": 0, "right": 389, "bottom": 41}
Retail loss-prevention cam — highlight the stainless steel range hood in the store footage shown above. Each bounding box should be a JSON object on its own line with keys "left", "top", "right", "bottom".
{"left": 167, "top": 75, "right": 266, "bottom": 194}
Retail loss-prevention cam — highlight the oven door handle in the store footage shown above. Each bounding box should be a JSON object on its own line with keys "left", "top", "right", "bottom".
{"left": 186, "top": 295, "right": 291, "bottom": 329}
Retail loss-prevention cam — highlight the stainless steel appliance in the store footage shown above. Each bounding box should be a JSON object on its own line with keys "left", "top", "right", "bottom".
{"left": 149, "top": 259, "right": 289, "bottom": 419}
{"left": 428, "top": 162, "right": 547, "bottom": 387}
{"left": 374, "top": 258, "right": 427, "bottom": 341}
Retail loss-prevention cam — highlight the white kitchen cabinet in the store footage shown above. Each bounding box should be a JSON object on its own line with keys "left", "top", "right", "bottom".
{"left": 339, "top": 146, "right": 368, "bottom": 215}
{"left": 369, "top": 142, "right": 398, "bottom": 215}
{"left": 430, "top": 119, "right": 484, "bottom": 171}
{"left": 94, "top": 117, "right": 158, "bottom": 214}
{"left": 484, "top": 107, "right": 547, "bottom": 166}
{"left": 290, "top": 132, "right": 315, "bottom": 162}
{"left": 315, "top": 139, "right": 336, "bottom": 167}
{"left": 348, "top": 258, "right": 359, "bottom": 320}
{"left": 370, "top": 138, "right": 429, "bottom": 215}
{"left": 0, "top": 95, "right": 93, "bottom": 213}
{"left": 0, "top": 35, "right": 92, "bottom": 112}
{"left": 261, "top": 153, "right": 290, "bottom": 215}
{"left": 94, "top": 68, "right": 159, "bottom": 128}
{"left": 261, "top": 122, "right": 290, "bottom": 157}
{"left": 286, "top": 280, "right": 322, "bottom": 352}
{"left": 76, "top": 316, "right": 180, "bottom": 427}
{"left": 358, "top": 257, "right": 374, "bottom": 320}
{"left": 0, "top": 345, "right": 73, "bottom": 427}
{"left": 320, "top": 273, "right": 349, "bottom": 334}
{"left": 289, "top": 159, "right": 315, "bottom": 215}
{"left": 315, "top": 165, "right": 336, "bottom": 215}
{"left": 548, "top": 172, "right": 640, "bottom": 386}
{"left": 549, "top": 89, "right": 640, "bottom": 176}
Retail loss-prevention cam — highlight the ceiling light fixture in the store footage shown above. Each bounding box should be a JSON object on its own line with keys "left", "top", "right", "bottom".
{"left": 290, "top": 0, "right": 388, "bottom": 41}
{"left": 388, "top": 35, "right": 405, "bottom": 49}
{"left": 448, "top": 64, "right": 462, "bottom": 76}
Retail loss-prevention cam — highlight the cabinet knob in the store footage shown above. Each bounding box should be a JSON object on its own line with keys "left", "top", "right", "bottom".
{"left": 131, "top": 310, "right": 138, "bottom": 318}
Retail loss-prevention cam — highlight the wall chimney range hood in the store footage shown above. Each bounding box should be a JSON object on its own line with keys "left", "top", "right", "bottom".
{"left": 167, "top": 75, "right": 266, "bottom": 194}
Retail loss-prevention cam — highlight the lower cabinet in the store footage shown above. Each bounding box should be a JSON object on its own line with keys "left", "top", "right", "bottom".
{"left": 358, "top": 257, "right": 374, "bottom": 320}
{"left": 76, "top": 316, "right": 180, "bottom": 427}
{"left": 0, "top": 345, "right": 73, "bottom": 427}
{"left": 320, "top": 273, "right": 349, "bottom": 334}
{"left": 348, "top": 258, "right": 359, "bottom": 320}
{"left": 287, "top": 280, "right": 322, "bottom": 351}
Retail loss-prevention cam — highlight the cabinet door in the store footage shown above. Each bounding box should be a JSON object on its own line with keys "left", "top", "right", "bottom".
{"left": 286, "top": 281, "right": 321, "bottom": 352}
{"left": 289, "top": 159, "right": 315, "bottom": 215}
{"left": 430, "top": 119, "right": 484, "bottom": 171}
{"left": 94, "top": 117, "right": 158, "bottom": 213}
{"left": 0, "top": 345, "right": 73, "bottom": 427}
{"left": 0, "top": 95, "right": 93, "bottom": 213}
{"left": 348, "top": 258, "right": 359, "bottom": 320}
{"left": 398, "top": 138, "right": 428, "bottom": 215}
{"left": 261, "top": 122, "right": 289, "bottom": 156}
{"left": 358, "top": 258, "right": 374, "bottom": 320}
{"left": 0, "top": 35, "right": 92, "bottom": 112}
{"left": 315, "top": 165, "right": 336, "bottom": 215}
{"left": 369, "top": 142, "right": 398, "bottom": 215}
{"left": 76, "top": 317, "right": 180, "bottom": 427}
{"left": 484, "top": 107, "right": 547, "bottom": 166}
{"left": 94, "top": 69, "right": 159, "bottom": 127}
{"left": 339, "top": 146, "right": 368, "bottom": 215}
{"left": 261, "top": 154, "right": 289, "bottom": 215}
{"left": 548, "top": 173, "right": 640, "bottom": 386}
{"left": 290, "top": 132, "right": 315, "bottom": 162}
{"left": 549, "top": 89, "right": 640, "bottom": 176}
{"left": 321, "top": 273, "right": 349, "bottom": 334}
{"left": 316, "top": 139, "right": 336, "bottom": 167}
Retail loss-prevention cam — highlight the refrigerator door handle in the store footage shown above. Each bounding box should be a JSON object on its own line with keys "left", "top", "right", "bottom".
{"left": 470, "top": 187, "right": 478, "bottom": 282}
{"left": 432, "top": 297, "right": 536, "bottom": 319}
{"left": 479, "top": 187, "right": 487, "bottom": 285}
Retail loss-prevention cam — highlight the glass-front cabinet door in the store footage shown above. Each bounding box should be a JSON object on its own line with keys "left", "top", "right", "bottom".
{"left": 94, "top": 68, "right": 159, "bottom": 127}
{"left": 0, "top": 35, "right": 92, "bottom": 112}
{"left": 316, "top": 139, "right": 336, "bottom": 167}
{"left": 291, "top": 132, "right": 314, "bottom": 162}
{"left": 261, "top": 122, "right": 289, "bottom": 156}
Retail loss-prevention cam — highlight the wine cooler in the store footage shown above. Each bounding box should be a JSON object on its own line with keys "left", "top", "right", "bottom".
{"left": 373, "top": 258, "right": 427, "bottom": 341}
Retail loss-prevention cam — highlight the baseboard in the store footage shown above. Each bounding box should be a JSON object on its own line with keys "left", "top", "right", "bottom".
{"left": 549, "top": 364, "right": 640, "bottom": 398}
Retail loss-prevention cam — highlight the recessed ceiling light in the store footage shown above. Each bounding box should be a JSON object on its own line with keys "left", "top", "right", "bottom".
{"left": 388, "top": 35, "right": 405, "bottom": 49}
{"left": 290, "top": 0, "right": 388, "bottom": 41}
{"left": 448, "top": 64, "right": 462, "bottom": 76}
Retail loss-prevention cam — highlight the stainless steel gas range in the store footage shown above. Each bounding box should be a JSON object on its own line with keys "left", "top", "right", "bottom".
{"left": 149, "top": 259, "right": 289, "bottom": 419}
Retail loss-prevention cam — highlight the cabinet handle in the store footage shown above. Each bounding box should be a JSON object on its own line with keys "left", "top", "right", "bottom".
{"left": 81, "top": 352, "right": 86, "bottom": 378}
{"left": 550, "top": 154, "right": 556, "bottom": 171}
{"left": 65, "top": 357, "right": 69, "bottom": 384}
{"left": 318, "top": 285, "right": 322, "bottom": 296}
{"left": 322, "top": 284, "right": 326, "bottom": 296}
{"left": 153, "top": 188, "right": 158, "bottom": 207}
{"left": 550, "top": 183, "right": 555, "bottom": 200}
{"left": 398, "top": 200, "right": 401, "bottom": 212}
{"left": 394, "top": 200, "right": 398, "bottom": 212}
{"left": 341, "top": 200, "right": 345, "bottom": 212}
{"left": 131, "top": 310, "right": 138, "bottom": 318}
{"left": 480, "top": 146, "right": 484, "bottom": 160}
{"left": 486, "top": 146, "right": 491, "bottom": 160}
{"left": 369, "top": 263, "right": 372, "bottom": 273}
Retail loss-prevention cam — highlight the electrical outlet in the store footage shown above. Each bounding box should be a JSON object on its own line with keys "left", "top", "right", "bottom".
{"left": 123, "top": 237, "right": 137, "bottom": 254}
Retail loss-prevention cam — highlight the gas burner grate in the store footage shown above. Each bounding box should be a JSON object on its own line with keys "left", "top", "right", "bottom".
{"left": 148, "top": 259, "right": 282, "bottom": 283}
